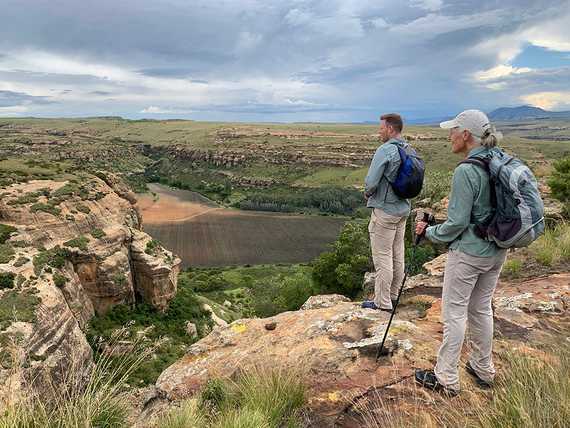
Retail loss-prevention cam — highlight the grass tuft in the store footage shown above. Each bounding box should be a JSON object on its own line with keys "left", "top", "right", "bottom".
{"left": 476, "top": 346, "right": 570, "bottom": 427}
{"left": 159, "top": 366, "right": 306, "bottom": 428}
{"left": 529, "top": 223, "right": 570, "bottom": 267}
{"left": 0, "top": 327, "right": 158, "bottom": 428}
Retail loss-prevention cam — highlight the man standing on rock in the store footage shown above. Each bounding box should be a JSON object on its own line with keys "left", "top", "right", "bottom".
{"left": 414, "top": 110, "right": 507, "bottom": 396}
{"left": 362, "top": 113, "right": 411, "bottom": 312}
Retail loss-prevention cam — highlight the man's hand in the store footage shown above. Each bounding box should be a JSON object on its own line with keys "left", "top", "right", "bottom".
{"left": 415, "top": 221, "right": 428, "bottom": 237}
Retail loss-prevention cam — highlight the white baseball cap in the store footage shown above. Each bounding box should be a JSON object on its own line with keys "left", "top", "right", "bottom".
{"left": 440, "top": 109, "right": 491, "bottom": 138}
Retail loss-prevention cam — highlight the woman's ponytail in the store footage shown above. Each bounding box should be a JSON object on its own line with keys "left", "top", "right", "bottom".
{"left": 480, "top": 125, "right": 502, "bottom": 148}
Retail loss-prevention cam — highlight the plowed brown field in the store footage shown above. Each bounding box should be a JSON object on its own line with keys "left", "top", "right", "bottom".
{"left": 138, "top": 184, "right": 346, "bottom": 267}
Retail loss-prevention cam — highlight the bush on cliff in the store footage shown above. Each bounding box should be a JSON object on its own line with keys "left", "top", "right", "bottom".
{"left": 0, "top": 224, "right": 17, "bottom": 244}
{"left": 87, "top": 283, "right": 213, "bottom": 385}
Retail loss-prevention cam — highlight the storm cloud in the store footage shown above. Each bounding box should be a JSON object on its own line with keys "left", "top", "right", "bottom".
{"left": 0, "top": 0, "right": 569, "bottom": 120}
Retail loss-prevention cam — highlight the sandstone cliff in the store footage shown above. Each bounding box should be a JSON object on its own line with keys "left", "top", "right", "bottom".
{"left": 0, "top": 175, "right": 181, "bottom": 402}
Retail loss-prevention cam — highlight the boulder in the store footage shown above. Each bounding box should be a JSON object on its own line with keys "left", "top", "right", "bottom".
{"left": 130, "top": 230, "right": 180, "bottom": 312}
{"left": 185, "top": 322, "right": 198, "bottom": 338}
{"left": 301, "top": 294, "right": 351, "bottom": 310}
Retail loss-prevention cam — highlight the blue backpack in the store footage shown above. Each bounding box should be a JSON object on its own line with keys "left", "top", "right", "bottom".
{"left": 389, "top": 142, "right": 425, "bottom": 199}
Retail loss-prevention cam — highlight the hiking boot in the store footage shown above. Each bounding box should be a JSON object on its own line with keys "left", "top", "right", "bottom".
{"left": 415, "top": 369, "right": 459, "bottom": 397}
{"left": 391, "top": 299, "right": 399, "bottom": 310}
{"left": 465, "top": 362, "right": 493, "bottom": 389}
{"left": 361, "top": 301, "right": 392, "bottom": 312}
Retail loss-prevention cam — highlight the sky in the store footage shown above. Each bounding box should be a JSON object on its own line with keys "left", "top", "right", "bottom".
{"left": 0, "top": 0, "right": 569, "bottom": 122}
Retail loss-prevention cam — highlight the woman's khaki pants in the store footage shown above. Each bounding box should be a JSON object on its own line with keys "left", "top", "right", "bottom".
{"left": 435, "top": 248, "right": 507, "bottom": 392}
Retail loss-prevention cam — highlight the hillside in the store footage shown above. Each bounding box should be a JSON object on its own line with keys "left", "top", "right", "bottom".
{"left": 489, "top": 105, "right": 570, "bottom": 121}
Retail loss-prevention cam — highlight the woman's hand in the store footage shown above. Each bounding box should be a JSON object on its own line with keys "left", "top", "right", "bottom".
{"left": 415, "top": 221, "right": 428, "bottom": 237}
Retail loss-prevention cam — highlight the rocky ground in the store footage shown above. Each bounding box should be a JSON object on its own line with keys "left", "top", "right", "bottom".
{"left": 0, "top": 173, "right": 180, "bottom": 403}
{"left": 140, "top": 255, "right": 570, "bottom": 427}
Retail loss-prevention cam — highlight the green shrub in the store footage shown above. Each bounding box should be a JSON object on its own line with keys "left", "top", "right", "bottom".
{"left": 12, "top": 257, "right": 29, "bottom": 268}
{"left": 87, "top": 280, "right": 212, "bottom": 385}
{"left": 30, "top": 203, "right": 61, "bottom": 216}
{"left": 0, "top": 289, "right": 40, "bottom": 330}
{"left": 238, "top": 186, "right": 363, "bottom": 215}
{"left": 53, "top": 272, "right": 68, "bottom": 288}
{"left": 405, "top": 244, "right": 436, "bottom": 276}
{"left": 312, "top": 218, "right": 436, "bottom": 298}
{"left": 0, "top": 244, "right": 15, "bottom": 264}
{"left": 113, "top": 273, "right": 127, "bottom": 287}
{"left": 63, "top": 236, "right": 90, "bottom": 251}
{"left": 418, "top": 170, "right": 453, "bottom": 203}
{"left": 0, "top": 272, "right": 16, "bottom": 290}
{"left": 91, "top": 228, "right": 107, "bottom": 239}
{"left": 33, "top": 246, "right": 70, "bottom": 275}
{"left": 273, "top": 272, "right": 317, "bottom": 312}
{"left": 312, "top": 220, "right": 371, "bottom": 298}
{"left": 529, "top": 224, "right": 570, "bottom": 267}
{"left": 0, "top": 224, "right": 17, "bottom": 244}
{"left": 7, "top": 193, "right": 39, "bottom": 205}
{"left": 200, "top": 379, "right": 229, "bottom": 410}
{"left": 145, "top": 239, "right": 161, "bottom": 255}
{"left": 548, "top": 157, "right": 570, "bottom": 203}
{"left": 76, "top": 203, "right": 91, "bottom": 214}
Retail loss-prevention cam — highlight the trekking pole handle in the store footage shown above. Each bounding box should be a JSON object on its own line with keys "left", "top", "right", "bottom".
{"left": 414, "top": 212, "right": 431, "bottom": 245}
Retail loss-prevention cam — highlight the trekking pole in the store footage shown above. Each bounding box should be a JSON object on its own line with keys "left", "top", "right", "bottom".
{"left": 376, "top": 212, "right": 430, "bottom": 360}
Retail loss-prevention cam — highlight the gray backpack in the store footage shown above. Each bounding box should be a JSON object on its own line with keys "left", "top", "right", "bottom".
{"left": 462, "top": 150, "right": 545, "bottom": 248}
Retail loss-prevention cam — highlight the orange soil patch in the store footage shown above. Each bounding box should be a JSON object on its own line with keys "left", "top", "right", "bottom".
{"left": 137, "top": 185, "right": 219, "bottom": 224}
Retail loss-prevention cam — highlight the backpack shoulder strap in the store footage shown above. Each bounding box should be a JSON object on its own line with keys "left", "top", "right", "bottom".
{"left": 459, "top": 156, "right": 489, "bottom": 172}
{"left": 459, "top": 156, "right": 497, "bottom": 210}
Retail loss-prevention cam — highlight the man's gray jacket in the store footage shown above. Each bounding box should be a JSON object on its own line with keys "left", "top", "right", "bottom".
{"left": 364, "top": 137, "right": 411, "bottom": 218}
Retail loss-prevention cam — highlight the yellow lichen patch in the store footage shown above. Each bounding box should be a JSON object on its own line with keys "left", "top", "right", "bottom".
{"left": 327, "top": 391, "right": 342, "bottom": 402}
{"left": 231, "top": 322, "right": 247, "bottom": 334}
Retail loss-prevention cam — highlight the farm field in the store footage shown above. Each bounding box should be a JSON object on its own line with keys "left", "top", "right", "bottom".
{"left": 139, "top": 183, "right": 347, "bottom": 267}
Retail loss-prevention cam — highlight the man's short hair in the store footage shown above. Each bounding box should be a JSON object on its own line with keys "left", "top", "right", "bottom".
{"left": 380, "top": 113, "right": 403, "bottom": 133}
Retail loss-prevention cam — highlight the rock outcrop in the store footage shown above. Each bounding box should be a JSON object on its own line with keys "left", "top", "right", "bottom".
{"left": 0, "top": 176, "right": 181, "bottom": 402}
{"left": 152, "top": 270, "right": 570, "bottom": 426}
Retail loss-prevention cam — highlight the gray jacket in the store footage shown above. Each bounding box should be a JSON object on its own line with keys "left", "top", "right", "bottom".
{"left": 364, "top": 138, "right": 411, "bottom": 218}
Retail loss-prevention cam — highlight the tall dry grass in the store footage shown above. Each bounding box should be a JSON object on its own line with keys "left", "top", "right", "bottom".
{"left": 352, "top": 346, "right": 570, "bottom": 428}
{"left": 0, "top": 327, "right": 158, "bottom": 428}
{"left": 159, "top": 365, "right": 306, "bottom": 428}
{"left": 529, "top": 222, "right": 570, "bottom": 267}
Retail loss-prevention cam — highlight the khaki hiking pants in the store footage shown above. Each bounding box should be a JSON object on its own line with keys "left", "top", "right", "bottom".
{"left": 435, "top": 248, "right": 507, "bottom": 392}
{"left": 369, "top": 208, "right": 407, "bottom": 310}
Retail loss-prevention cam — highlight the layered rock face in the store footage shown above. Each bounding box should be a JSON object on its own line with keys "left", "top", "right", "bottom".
{"left": 0, "top": 175, "right": 180, "bottom": 401}
{"left": 154, "top": 264, "right": 570, "bottom": 427}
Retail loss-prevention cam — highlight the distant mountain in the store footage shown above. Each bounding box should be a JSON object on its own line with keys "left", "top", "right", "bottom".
{"left": 489, "top": 105, "right": 570, "bottom": 121}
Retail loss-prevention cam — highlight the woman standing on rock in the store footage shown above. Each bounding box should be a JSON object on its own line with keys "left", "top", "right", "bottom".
{"left": 414, "top": 110, "right": 506, "bottom": 396}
